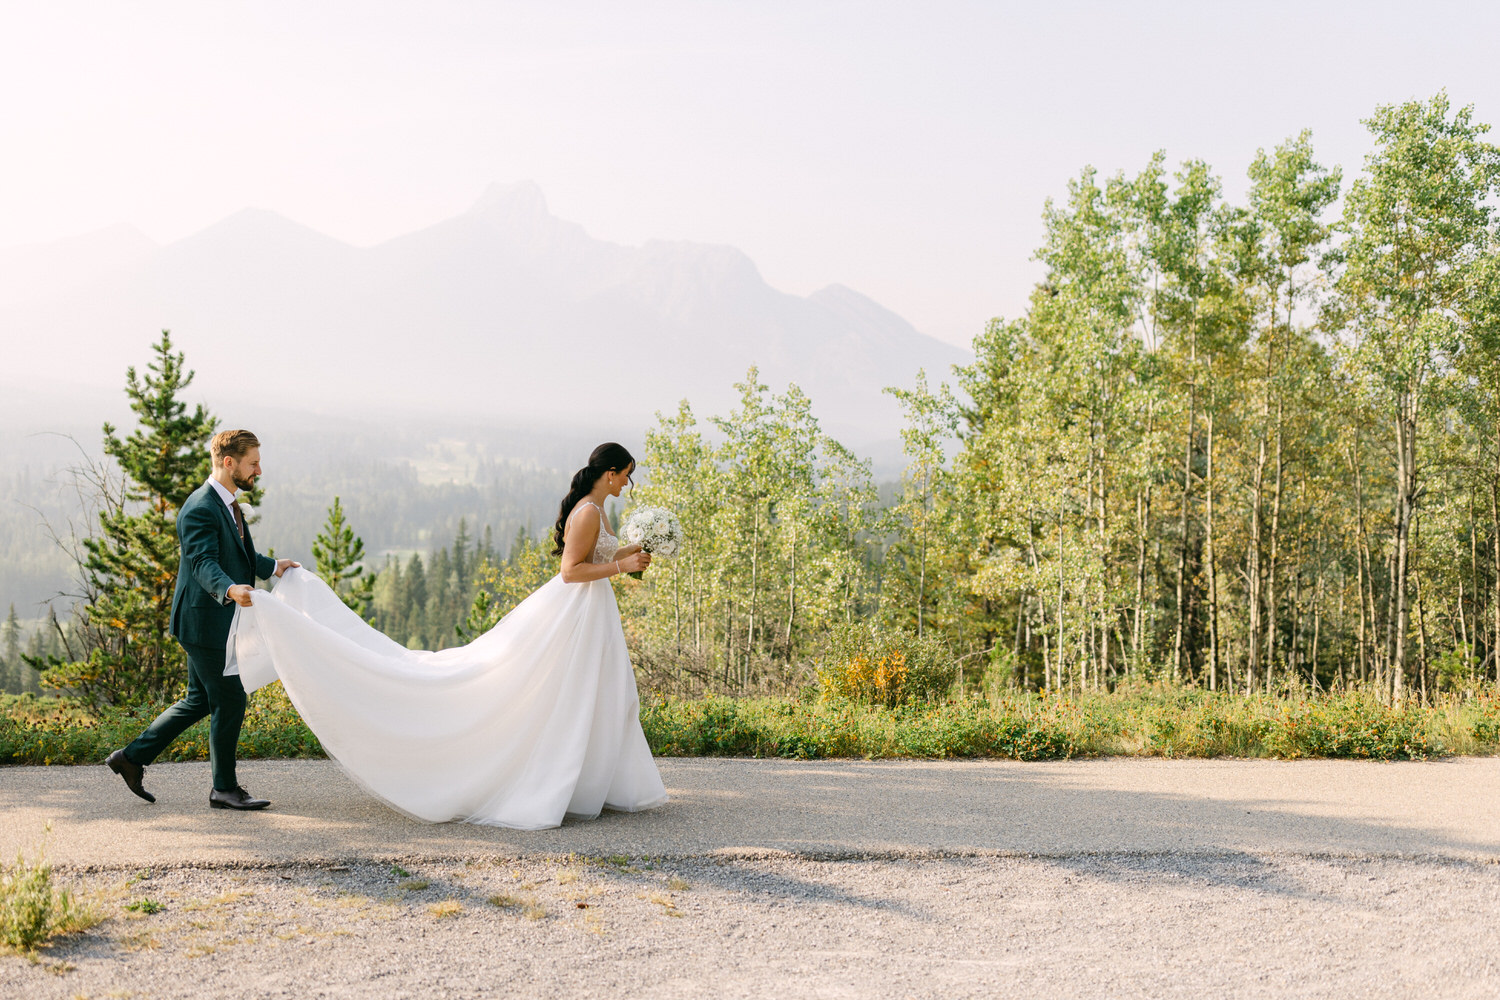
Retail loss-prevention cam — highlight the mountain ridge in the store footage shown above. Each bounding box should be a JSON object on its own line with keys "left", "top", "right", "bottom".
{"left": 1, "top": 184, "right": 969, "bottom": 440}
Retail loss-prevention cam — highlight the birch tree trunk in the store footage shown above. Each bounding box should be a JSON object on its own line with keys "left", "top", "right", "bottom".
{"left": 1205, "top": 404, "right": 1220, "bottom": 690}
{"left": 1173, "top": 323, "right": 1198, "bottom": 682}
{"left": 1392, "top": 387, "right": 1418, "bottom": 707}
{"left": 1266, "top": 400, "right": 1286, "bottom": 693}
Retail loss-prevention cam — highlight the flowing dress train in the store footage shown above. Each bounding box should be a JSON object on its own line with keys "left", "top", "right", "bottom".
{"left": 226, "top": 504, "right": 667, "bottom": 830}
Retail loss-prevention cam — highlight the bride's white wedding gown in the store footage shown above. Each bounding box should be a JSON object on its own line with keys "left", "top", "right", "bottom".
{"left": 226, "top": 502, "right": 667, "bottom": 830}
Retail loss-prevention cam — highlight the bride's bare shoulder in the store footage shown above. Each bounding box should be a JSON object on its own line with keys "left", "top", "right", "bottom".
{"left": 564, "top": 501, "right": 600, "bottom": 541}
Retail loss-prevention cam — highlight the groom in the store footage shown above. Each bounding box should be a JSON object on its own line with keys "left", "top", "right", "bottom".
{"left": 106, "top": 429, "right": 298, "bottom": 810}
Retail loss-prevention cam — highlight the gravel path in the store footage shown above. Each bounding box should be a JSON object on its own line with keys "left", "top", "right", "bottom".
{"left": 6, "top": 854, "right": 1500, "bottom": 999}
{"left": 2, "top": 758, "right": 1499, "bottom": 997}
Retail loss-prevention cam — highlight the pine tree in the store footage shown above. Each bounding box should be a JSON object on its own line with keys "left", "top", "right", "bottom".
{"left": 371, "top": 554, "right": 403, "bottom": 636}
{"left": 43, "top": 332, "right": 217, "bottom": 705}
{"left": 23, "top": 627, "right": 47, "bottom": 696}
{"left": 402, "top": 553, "right": 428, "bottom": 648}
{"left": 311, "top": 496, "right": 375, "bottom": 619}
{"left": 1, "top": 605, "right": 21, "bottom": 695}
{"left": 451, "top": 518, "right": 471, "bottom": 590}
{"left": 429, "top": 548, "right": 453, "bottom": 629}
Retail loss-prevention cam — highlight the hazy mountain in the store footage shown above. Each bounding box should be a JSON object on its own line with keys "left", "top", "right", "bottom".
{"left": 0, "top": 182, "right": 969, "bottom": 440}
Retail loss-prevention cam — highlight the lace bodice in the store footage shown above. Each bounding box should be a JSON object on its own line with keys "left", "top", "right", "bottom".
{"left": 570, "top": 500, "right": 619, "bottom": 565}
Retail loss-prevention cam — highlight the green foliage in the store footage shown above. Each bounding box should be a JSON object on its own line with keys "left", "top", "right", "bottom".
{"left": 1134, "top": 690, "right": 1442, "bottom": 759}
{"left": 0, "top": 834, "right": 99, "bottom": 954}
{"left": 40, "top": 332, "right": 217, "bottom": 707}
{"left": 311, "top": 495, "right": 376, "bottom": 618}
{"left": 0, "top": 682, "right": 323, "bottom": 765}
{"left": 920, "top": 94, "right": 1500, "bottom": 707}
{"left": 624, "top": 372, "right": 881, "bottom": 694}
{"left": 368, "top": 520, "right": 502, "bottom": 651}
{"left": 17, "top": 613, "right": 60, "bottom": 697}
{"left": 1334, "top": 92, "right": 1500, "bottom": 704}
{"left": 815, "top": 621, "right": 956, "bottom": 706}
{"left": 639, "top": 687, "right": 1469, "bottom": 761}
{"left": 637, "top": 688, "right": 1464, "bottom": 761}
{"left": 1265, "top": 698, "right": 1441, "bottom": 760}
{"left": 881, "top": 370, "right": 963, "bottom": 639}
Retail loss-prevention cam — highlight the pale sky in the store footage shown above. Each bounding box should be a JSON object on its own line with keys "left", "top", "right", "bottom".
{"left": 4, "top": 1, "right": 1498, "bottom": 349}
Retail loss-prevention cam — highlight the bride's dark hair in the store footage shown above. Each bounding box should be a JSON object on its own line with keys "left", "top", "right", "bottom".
{"left": 553, "top": 442, "right": 635, "bottom": 555}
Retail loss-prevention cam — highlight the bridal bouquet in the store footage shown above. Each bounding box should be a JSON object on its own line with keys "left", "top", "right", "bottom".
{"left": 621, "top": 505, "right": 683, "bottom": 579}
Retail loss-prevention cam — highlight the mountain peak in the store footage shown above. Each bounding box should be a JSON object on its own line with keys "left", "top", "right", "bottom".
{"left": 812, "top": 283, "right": 913, "bottom": 329}
{"left": 169, "top": 207, "right": 354, "bottom": 256}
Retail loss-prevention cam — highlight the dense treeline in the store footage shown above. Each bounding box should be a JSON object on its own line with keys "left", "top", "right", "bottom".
{"left": 955, "top": 96, "right": 1500, "bottom": 705}
{"left": 625, "top": 93, "right": 1500, "bottom": 705}
{"left": 365, "top": 520, "right": 500, "bottom": 649}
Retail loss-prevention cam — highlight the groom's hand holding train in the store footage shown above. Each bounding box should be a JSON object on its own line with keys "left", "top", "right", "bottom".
{"left": 106, "top": 429, "right": 298, "bottom": 810}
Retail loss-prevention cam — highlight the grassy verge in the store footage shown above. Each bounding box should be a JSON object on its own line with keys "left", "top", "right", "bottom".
{"left": 641, "top": 687, "right": 1500, "bottom": 760}
{"left": 4, "top": 684, "right": 1499, "bottom": 765}
{"left": 0, "top": 685, "right": 323, "bottom": 767}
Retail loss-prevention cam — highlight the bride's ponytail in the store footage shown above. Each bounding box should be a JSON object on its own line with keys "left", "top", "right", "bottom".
{"left": 552, "top": 442, "right": 635, "bottom": 555}
{"left": 552, "top": 466, "right": 599, "bottom": 555}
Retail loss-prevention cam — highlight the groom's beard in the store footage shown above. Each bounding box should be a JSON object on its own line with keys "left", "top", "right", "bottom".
{"left": 231, "top": 474, "right": 257, "bottom": 492}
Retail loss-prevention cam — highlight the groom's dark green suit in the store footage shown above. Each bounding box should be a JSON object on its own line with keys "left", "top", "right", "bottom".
{"left": 125, "top": 481, "right": 275, "bottom": 792}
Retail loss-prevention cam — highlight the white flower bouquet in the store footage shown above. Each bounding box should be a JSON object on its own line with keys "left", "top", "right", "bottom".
{"left": 621, "top": 505, "right": 683, "bottom": 579}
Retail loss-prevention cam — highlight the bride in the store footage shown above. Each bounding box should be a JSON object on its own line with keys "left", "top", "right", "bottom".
{"left": 229, "top": 442, "right": 668, "bottom": 830}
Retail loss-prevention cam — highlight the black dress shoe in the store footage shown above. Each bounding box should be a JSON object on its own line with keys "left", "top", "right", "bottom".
{"left": 209, "top": 786, "right": 270, "bottom": 811}
{"left": 106, "top": 749, "right": 155, "bottom": 803}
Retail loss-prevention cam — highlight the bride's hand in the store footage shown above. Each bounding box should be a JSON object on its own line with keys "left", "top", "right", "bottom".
{"left": 618, "top": 550, "right": 651, "bottom": 574}
{"left": 615, "top": 543, "right": 643, "bottom": 557}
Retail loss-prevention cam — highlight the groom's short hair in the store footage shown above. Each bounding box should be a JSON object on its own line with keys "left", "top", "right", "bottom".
{"left": 210, "top": 429, "right": 260, "bottom": 462}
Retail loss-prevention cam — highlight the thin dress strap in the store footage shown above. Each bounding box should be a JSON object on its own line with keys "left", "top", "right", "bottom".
{"left": 568, "top": 499, "right": 614, "bottom": 536}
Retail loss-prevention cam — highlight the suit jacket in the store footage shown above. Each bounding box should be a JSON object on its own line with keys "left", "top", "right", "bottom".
{"left": 170, "top": 482, "right": 276, "bottom": 649}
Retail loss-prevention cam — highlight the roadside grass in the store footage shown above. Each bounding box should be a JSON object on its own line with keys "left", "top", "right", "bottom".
{"left": 488, "top": 893, "right": 546, "bottom": 920}
{"left": 639, "top": 685, "right": 1500, "bottom": 761}
{"left": 427, "top": 900, "right": 463, "bottom": 919}
{"left": 3, "top": 682, "right": 1498, "bottom": 764}
{"left": 0, "top": 835, "right": 102, "bottom": 956}
{"left": 0, "top": 683, "right": 321, "bottom": 766}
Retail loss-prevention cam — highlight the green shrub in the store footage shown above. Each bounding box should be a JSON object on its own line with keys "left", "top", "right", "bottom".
{"left": 640, "top": 697, "right": 772, "bottom": 756}
{"left": 0, "top": 837, "right": 99, "bottom": 954}
{"left": 816, "top": 623, "right": 956, "bottom": 706}
{"left": 638, "top": 695, "right": 1077, "bottom": 760}
{"left": 0, "top": 682, "right": 324, "bottom": 766}
{"left": 1266, "top": 696, "right": 1442, "bottom": 760}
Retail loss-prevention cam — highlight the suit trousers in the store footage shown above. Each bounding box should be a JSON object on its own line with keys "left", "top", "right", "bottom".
{"left": 125, "top": 640, "right": 246, "bottom": 792}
